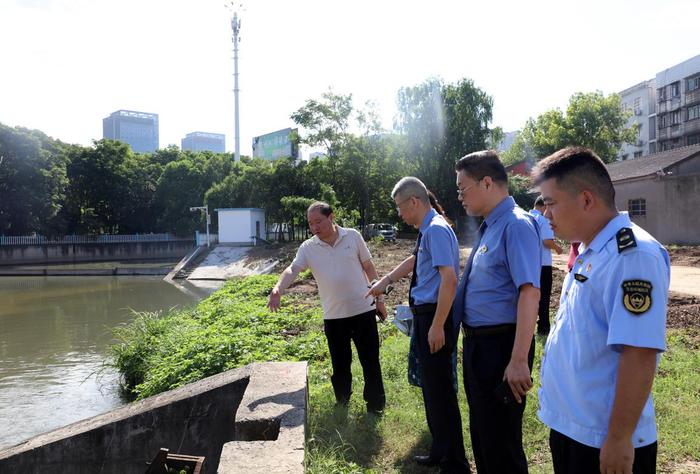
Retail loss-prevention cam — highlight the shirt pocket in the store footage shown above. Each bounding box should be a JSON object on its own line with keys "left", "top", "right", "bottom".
{"left": 472, "top": 243, "right": 502, "bottom": 276}
{"left": 562, "top": 280, "right": 606, "bottom": 338}
{"left": 336, "top": 243, "right": 360, "bottom": 265}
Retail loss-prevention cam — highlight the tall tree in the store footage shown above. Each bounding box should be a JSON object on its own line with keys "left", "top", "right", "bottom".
{"left": 0, "top": 124, "right": 68, "bottom": 235}
{"left": 291, "top": 90, "right": 353, "bottom": 188}
{"left": 396, "top": 78, "right": 495, "bottom": 217}
{"left": 520, "top": 91, "right": 636, "bottom": 163}
{"left": 153, "top": 159, "right": 208, "bottom": 234}
{"left": 63, "top": 139, "right": 134, "bottom": 234}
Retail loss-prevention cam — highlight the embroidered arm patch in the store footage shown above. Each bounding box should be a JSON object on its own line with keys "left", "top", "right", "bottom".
{"left": 622, "top": 280, "right": 653, "bottom": 314}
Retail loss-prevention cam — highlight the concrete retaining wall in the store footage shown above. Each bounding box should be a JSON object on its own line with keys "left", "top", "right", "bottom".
{"left": 0, "top": 361, "right": 308, "bottom": 474}
{"left": 0, "top": 267, "right": 171, "bottom": 276}
{"left": 219, "top": 362, "right": 307, "bottom": 473}
{"left": 0, "top": 241, "right": 194, "bottom": 266}
{"left": 0, "top": 368, "right": 250, "bottom": 473}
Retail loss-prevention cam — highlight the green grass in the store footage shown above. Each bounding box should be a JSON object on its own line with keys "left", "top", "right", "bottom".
{"left": 306, "top": 329, "right": 700, "bottom": 473}
{"left": 110, "top": 275, "right": 326, "bottom": 400}
{"left": 110, "top": 276, "right": 700, "bottom": 472}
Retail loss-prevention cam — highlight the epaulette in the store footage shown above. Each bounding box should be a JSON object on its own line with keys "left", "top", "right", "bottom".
{"left": 616, "top": 227, "right": 637, "bottom": 253}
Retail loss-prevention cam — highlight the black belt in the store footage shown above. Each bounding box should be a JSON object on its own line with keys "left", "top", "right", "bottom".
{"left": 462, "top": 323, "right": 516, "bottom": 338}
{"left": 410, "top": 303, "right": 438, "bottom": 316}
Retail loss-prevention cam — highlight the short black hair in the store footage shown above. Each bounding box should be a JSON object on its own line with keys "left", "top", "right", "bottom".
{"left": 455, "top": 150, "right": 508, "bottom": 185}
{"left": 532, "top": 147, "right": 616, "bottom": 209}
{"left": 307, "top": 201, "right": 333, "bottom": 216}
{"left": 534, "top": 195, "right": 545, "bottom": 207}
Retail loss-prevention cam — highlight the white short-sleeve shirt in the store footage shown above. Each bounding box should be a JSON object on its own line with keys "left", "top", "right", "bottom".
{"left": 291, "top": 226, "right": 375, "bottom": 320}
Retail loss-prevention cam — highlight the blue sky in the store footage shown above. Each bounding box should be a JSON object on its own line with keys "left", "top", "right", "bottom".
{"left": 1, "top": 0, "right": 698, "bottom": 155}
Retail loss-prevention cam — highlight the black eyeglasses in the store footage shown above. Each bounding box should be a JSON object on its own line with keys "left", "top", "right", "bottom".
{"left": 395, "top": 196, "right": 413, "bottom": 212}
{"left": 457, "top": 179, "right": 481, "bottom": 197}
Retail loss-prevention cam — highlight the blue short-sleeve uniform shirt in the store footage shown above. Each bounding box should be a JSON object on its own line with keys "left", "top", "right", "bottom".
{"left": 530, "top": 209, "right": 555, "bottom": 267}
{"left": 538, "top": 212, "right": 669, "bottom": 449}
{"left": 462, "top": 197, "right": 541, "bottom": 326}
{"left": 411, "top": 208, "right": 460, "bottom": 305}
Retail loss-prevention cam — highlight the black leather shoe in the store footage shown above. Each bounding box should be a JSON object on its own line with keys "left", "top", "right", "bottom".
{"left": 414, "top": 455, "right": 440, "bottom": 466}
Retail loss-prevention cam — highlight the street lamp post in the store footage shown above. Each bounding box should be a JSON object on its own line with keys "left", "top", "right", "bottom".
{"left": 189, "top": 205, "right": 211, "bottom": 247}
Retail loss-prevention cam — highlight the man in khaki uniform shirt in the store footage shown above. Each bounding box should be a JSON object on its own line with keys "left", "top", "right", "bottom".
{"left": 268, "top": 201, "right": 386, "bottom": 413}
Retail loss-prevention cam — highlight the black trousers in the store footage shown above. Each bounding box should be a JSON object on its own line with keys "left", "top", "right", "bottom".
{"left": 463, "top": 327, "right": 534, "bottom": 474}
{"left": 323, "top": 310, "right": 385, "bottom": 411}
{"left": 413, "top": 305, "right": 471, "bottom": 472}
{"left": 538, "top": 265, "right": 553, "bottom": 334}
{"left": 550, "top": 429, "right": 657, "bottom": 474}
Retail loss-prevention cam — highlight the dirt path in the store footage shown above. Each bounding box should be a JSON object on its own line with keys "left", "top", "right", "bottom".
{"left": 252, "top": 239, "right": 699, "bottom": 329}
{"left": 552, "top": 254, "right": 700, "bottom": 297}
{"left": 669, "top": 266, "right": 700, "bottom": 297}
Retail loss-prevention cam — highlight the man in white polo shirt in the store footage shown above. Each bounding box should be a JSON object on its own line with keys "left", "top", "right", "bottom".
{"left": 267, "top": 201, "right": 386, "bottom": 414}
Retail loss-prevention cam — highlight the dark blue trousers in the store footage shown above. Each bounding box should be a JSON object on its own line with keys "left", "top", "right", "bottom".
{"left": 550, "top": 429, "right": 657, "bottom": 474}
{"left": 463, "top": 327, "right": 534, "bottom": 473}
{"left": 413, "top": 306, "right": 471, "bottom": 473}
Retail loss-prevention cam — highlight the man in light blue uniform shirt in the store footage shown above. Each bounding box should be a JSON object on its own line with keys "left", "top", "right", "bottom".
{"left": 530, "top": 196, "right": 563, "bottom": 335}
{"left": 453, "top": 150, "right": 541, "bottom": 474}
{"left": 367, "top": 177, "right": 470, "bottom": 473}
{"left": 533, "top": 147, "right": 669, "bottom": 474}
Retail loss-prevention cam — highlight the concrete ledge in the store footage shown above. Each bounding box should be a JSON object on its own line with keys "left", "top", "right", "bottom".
{"left": 218, "top": 362, "right": 308, "bottom": 473}
{"left": 0, "top": 367, "right": 251, "bottom": 473}
{"left": 0, "top": 241, "right": 193, "bottom": 266}
{"left": 0, "top": 362, "right": 308, "bottom": 474}
{"left": 0, "top": 267, "right": 170, "bottom": 276}
{"left": 165, "top": 245, "right": 208, "bottom": 281}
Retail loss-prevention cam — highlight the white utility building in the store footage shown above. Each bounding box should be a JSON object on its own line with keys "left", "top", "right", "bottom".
{"left": 216, "top": 208, "right": 266, "bottom": 245}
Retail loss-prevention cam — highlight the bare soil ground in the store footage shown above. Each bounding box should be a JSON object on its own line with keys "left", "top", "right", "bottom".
{"left": 550, "top": 270, "right": 699, "bottom": 330}
{"left": 250, "top": 238, "right": 699, "bottom": 330}
{"left": 668, "top": 246, "right": 700, "bottom": 268}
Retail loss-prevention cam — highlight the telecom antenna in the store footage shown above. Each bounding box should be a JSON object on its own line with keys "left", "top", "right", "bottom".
{"left": 227, "top": 2, "right": 244, "bottom": 161}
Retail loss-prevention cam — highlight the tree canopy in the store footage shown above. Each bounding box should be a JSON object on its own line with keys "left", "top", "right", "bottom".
{"left": 0, "top": 83, "right": 634, "bottom": 239}
{"left": 515, "top": 91, "right": 636, "bottom": 164}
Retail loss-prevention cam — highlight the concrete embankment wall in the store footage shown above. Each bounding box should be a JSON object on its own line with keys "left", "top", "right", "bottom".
{"left": 0, "top": 367, "right": 251, "bottom": 474}
{"left": 0, "top": 362, "right": 307, "bottom": 473}
{"left": 0, "top": 241, "right": 194, "bottom": 266}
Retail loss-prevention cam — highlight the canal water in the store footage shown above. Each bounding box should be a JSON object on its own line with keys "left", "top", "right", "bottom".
{"left": 0, "top": 276, "right": 220, "bottom": 449}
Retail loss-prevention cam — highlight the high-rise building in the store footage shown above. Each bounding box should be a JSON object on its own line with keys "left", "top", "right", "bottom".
{"left": 102, "top": 110, "right": 159, "bottom": 153}
{"left": 181, "top": 132, "right": 226, "bottom": 153}
{"left": 653, "top": 54, "right": 700, "bottom": 154}
{"left": 619, "top": 80, "right": 656, "bottom": 160}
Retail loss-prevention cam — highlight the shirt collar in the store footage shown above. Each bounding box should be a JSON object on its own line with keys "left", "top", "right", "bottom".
{"left": 419, "top": 208, "right": 439, "bottom": 233}
{"left": 530, "top": 209, "right": 542, "bottom": 217}
{"left": 580, "top": 212, "right": 632, "bottom": 254}
{"left": 313, "top": 225, "right": 347, "bottom": 247}
{"left": 485, "top": 196, "right": 515, "bottom": 226}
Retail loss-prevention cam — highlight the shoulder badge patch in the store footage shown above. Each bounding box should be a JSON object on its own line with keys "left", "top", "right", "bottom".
{"left": 574, "top": 273, "right": 588, "bottom": 282}
{"left": 616, "top": 227, "right": 637, "bottom": 253}
{"left": 622, "top": 280, "right": 653, "bottom": 315}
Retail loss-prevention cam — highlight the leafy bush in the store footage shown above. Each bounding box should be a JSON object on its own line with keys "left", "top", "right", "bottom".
{"left": 110, "top": 275, "right": 326, "bottom": 400}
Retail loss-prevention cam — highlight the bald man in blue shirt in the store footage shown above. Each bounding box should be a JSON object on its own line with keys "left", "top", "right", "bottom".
{"left": 453, "top": 150, "right": 541, "bottom": 474}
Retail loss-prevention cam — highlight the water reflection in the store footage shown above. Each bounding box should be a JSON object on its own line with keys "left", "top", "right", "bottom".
{"left": 0, "top": 276, "right": 220, "bottom": 448}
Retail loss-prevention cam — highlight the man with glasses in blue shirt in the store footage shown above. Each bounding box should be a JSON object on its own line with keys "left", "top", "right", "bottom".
{"left": 368, "top": 177, "right": 470, "bottom": 473}
{"left": 453, "top": 150, "right": 541, "bottom": 474}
